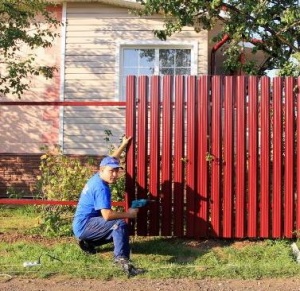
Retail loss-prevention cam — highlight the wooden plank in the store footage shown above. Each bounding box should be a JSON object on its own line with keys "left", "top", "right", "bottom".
{"left": 65, "top": 55, "right": 115, "bottom": 62}
{"left": 65, "top": 67, "right": 115, "bottom": 74}
{"left": 65, "top": 61, "right": 115, "bottom": 68}
{"left": 65, "top": 73, "right": 114, "bottom": 81}
{"left": 64, "top": 123, "right": 125, "bottom": 131}
{"left": 64, "top": 111, "right": 125, "bottom": 118}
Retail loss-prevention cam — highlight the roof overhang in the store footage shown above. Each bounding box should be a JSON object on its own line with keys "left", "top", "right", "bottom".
{"left": 49, "top": 0, "right": 142, "bottom": 9}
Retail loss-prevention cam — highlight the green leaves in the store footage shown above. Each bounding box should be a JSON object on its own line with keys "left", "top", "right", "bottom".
{"left": 0, "top": 0, "right": 61, "bottom": 98}
{"left": 138, "top": 0, "right": 300, "bottom": 76}
{"left": 38, "top": 145, "right": 95, "bottom": 202}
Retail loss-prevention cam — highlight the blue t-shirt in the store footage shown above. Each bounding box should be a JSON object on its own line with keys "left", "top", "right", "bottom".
{"left": 72, "top": 173, "right": 111, "bottom": 238}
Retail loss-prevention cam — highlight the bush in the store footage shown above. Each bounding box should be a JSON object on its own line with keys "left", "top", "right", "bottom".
{"left": 37, "top": 145, "right": 96, "bottom": 201}
{"left": 35, "top": 145, "right": 97, "bottom": 236}
{"left": 35, "top": 133, "right": 127, "bottom": 236}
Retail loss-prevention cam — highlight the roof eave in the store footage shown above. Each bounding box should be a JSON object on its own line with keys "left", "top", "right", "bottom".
{"left": 49, "top": 0, "right": 142, "bottom": 9}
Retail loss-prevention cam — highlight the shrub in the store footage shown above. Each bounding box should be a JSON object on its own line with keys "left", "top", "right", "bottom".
{"left": 35, "top": 145, "right": 97, "bottom": 236}
{"left": 35, "top": 132, "right": 127, "bottom": 236}
{"left": 37, "top": 145, "right": 96, "bottom": 201}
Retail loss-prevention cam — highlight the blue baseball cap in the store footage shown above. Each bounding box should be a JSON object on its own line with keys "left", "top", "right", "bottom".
{"left": 100, "top": 156, "right": 123, "bottom": 169}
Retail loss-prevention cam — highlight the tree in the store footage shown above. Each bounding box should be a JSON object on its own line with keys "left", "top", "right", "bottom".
{"left": 0, "top": 0, "right": 61, "bottom": 98}
{"left": 136, "top": 0, "right": 300, "bottom": 76}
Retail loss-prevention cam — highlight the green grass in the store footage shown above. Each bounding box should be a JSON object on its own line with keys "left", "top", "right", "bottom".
{"left": 0, "top": 205, "right": 40, "bottom": 233}
{"left": 1, "top": 206, "right": 300, "bottom": 280}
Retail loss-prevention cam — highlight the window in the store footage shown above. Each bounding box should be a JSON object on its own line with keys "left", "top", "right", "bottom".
{"left": 119, "top": 45, "right": 196, "bottom": 101}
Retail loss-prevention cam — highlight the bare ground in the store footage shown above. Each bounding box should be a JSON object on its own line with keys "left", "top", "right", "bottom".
{"left": 1, "top": 233, "right": 300, "bottom": 291}
{"left": 2, "top": 277, "right": 300, "bottom": 291}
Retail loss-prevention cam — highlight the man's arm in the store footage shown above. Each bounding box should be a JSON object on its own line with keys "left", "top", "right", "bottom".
{"left": 110, "top": 136, "right": 132, "bottom": 159}
{"left": 101, "top": 208, "right": 138, "bottom": 221}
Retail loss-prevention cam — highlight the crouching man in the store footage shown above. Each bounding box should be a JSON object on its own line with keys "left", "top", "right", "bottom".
{"left": 72, "top": 136, "right": 144, "bottom": 276}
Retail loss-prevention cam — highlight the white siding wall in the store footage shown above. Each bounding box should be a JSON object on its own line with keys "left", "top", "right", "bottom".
{"left": 63, "top": 2, "right": 208, "bottom": 155}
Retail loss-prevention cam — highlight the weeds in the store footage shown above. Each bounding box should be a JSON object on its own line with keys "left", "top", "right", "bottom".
{"left": 1, "top": 235, "right": 300, "bottom": 280}
{"left": 1, "top": 207, "right": 300, "bottom": 280}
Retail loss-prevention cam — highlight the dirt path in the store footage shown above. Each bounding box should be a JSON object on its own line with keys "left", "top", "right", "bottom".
{"left": 1, "top": 277, "right": 300, "bottom": 291}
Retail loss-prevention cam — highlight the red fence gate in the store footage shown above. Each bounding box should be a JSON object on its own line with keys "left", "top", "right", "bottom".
{"left": 125, "top": 75, "right": 300, "bottom": 239}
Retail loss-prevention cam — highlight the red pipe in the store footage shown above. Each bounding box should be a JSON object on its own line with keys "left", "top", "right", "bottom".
{"left": 210, "top": 35, "right": 263, "bottom": 75}
{"left": 211, "top": 34, "right": 230, "bottom": 74}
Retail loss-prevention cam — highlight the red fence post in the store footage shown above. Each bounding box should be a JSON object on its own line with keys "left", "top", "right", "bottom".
{"left": 297, "top": 77, "right": 300, "bottom": 233}
{"left": 235, "top": 76, "right": 246, "bottom": 238}
{"left": 172, "top": 76, "right": 185, "bottom": 237}
{"left": 195, "top": 76, "right": 210, "bottom": 237}
{"left": 284, "top": 77, "right": 295, "bottom": 238}
{"left": 186, "top": 76, "right": 197, "bottom": 237}
{"left": 160, "top": 76, "right": 173, "bottom": 236}
{"left": 148, "top": 76, "right": 161, "bottom": 235}
{"left": 136, "top": 76, "right": 149, "bottom": 236}
{"left": 247, "top": 76, "right": 259, "bottom": 237}
{"left": 210, "top": 76, "right": 222, "bottom": 237}
{"left": 223, "top": 76, "right": 234, "bottom": 238}
{"left": 125, "top": 76, "right": 137, "bottom": 235}
{"left": 260, "top": 76, "right": 271, "bottom": 238}
{"left": 272, "top": 77, "right": 283, "bottom": 238}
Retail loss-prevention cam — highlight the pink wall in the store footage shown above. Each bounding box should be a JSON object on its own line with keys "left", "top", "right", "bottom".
{"left": 0, "top": 5, "right": 63, "bottom": 153}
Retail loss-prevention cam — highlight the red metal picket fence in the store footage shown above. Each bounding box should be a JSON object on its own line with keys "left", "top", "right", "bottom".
{"left": 125, "top": 75, "right": 300, "bottom": 239}
{"left": 2, "top": 75, "right": 300, "bottom": 239}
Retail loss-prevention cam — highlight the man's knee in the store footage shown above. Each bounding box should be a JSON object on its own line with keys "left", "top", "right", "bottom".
{"left": 111, "top": 219, "right": 128, "bottom": 231}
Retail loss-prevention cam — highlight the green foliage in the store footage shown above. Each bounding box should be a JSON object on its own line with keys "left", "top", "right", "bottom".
{"left": 0, "top": 0, "right": 61, "bottom": 98}
{"left": 35, "top": 131, "right": 127, "bottom": 236}
{"left": 6, "top": 186, "right": 25, "bottom": 199}
{"left": 279, "top": 52, "right": 300, "bottom": 77}
{"left": 38, "top": 145, "right": 95, "bottom": 202}
{"left": 35, "top": 145, "right": 96, "bottom": 236}
{"left": 36, "top": 206, "right": 74, "bottom": 237}
{"left": 136, "top": 0, "right": 300, "bottom": 76}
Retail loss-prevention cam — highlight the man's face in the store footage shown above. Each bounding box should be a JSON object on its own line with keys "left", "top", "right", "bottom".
{"left": 99, "top": 166, "right": 120, "bottom": 184}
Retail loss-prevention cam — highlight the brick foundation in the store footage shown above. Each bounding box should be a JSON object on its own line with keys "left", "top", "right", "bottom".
{"left": 0, "top": 154, "right": 101, "bottom": 198}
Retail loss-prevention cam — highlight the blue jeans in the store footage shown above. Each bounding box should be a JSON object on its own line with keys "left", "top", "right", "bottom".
{"left": 79, "top": 217, "right": 130, "bottom": 259}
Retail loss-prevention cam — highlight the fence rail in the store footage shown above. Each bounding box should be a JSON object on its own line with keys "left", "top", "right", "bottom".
{"left": 0, "top": 199, "right": 125, "bottom": 207}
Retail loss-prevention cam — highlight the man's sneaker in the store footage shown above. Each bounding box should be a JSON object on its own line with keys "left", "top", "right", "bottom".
{"left": 114, "top": 257, "right": 146, "bottom": 277}
{"left": 78, "top": 239, "right": 96, "bottom": 254}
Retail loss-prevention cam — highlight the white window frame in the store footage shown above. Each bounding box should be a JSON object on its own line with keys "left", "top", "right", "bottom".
{"left": 116, "top": 40, "right": 198, "bottom": 101}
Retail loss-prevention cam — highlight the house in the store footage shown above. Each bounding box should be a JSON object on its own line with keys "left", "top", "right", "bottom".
{"left": 0, "top": 0, "right": 266, "bottom": 195}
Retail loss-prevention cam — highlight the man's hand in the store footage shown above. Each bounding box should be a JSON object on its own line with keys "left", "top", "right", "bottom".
{"left": 127, "top": 207, "right": 139, "bottom": 219}
{"left": 121, "top": 135, "right": 132, "bottom": 146}
{"left": 110, "top": 135, "right": 132, "bottom": 159}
